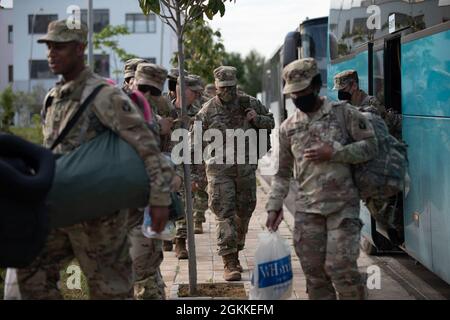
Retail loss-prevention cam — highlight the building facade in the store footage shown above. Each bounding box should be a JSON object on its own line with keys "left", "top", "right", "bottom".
{"left": 0, "top": 4, "right": 14, "bottom": 91}
{"left": 1, "top": 0, "right": 177, "bottom": 93}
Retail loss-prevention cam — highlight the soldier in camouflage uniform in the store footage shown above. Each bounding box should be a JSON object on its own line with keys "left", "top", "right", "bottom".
{"left": 128, "top": 63, "right": 180, "bottom": 299}
{"left": 193, "top": 66, "right": 274, "bottom": 281}
{"left": 16, "top": 20, "right": 173, "bottom": 299}
{"left": 333, "top": 70, "right": 402, "bottom": 139}
{"left": 266, "top": 58, "right": 378, "bottom": 299}
{"left": 334, "top": 70, "right": 404, "bottom": 242}
{"left": 122, "top": 58, "right": 149, "bottom": 93}
{"left": 171, "top": 75, "right": 205, "bottom": 258}
{"left": 189, "top": 76, "right": 209, "bottom": 235}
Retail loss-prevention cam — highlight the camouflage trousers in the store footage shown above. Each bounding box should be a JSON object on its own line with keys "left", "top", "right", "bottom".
{"left": 128, "top": 209, "right": 166, "bottom": 300}
{"left": 175, "top": 188, "right": 209, "bottom": 239}
{"left": 17, "top": 210, "right": 134, "bottom": 300}
{"left": 207, "top": 172, "right": 257, "bottom": 256}
{"left": 293, "top": 205, "right": 367, "bottom": 300}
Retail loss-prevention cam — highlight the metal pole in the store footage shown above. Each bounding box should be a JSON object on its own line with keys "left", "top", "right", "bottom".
{"left": 87, "top": 0, "right": 94, "bottom": 70}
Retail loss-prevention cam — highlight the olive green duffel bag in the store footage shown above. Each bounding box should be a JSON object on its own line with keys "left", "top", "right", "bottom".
{"left": 46, "top": 85, "right": 149, "bottom": 228}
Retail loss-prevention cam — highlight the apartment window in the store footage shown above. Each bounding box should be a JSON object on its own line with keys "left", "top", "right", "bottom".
{"left": 126, "top": 13, "right": 156, "bottom": 33}
{"left": 28, "top": 14, "right": 58, "bottom": 34}
{"left": 80, "top": 9, "right": 109, "bottom": 33}
{"left": 8, "top": 65, "right": 13, "bottom": 83}
{"left": 8, "top": 25, "right": 13, "bottom": 43}
{"left": 30, "top": 60, "right": 56, "bottom": 79}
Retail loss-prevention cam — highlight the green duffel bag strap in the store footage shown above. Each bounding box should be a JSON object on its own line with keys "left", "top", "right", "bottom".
{"left": 50, "top": 84, "right": 106, "bottom": 151}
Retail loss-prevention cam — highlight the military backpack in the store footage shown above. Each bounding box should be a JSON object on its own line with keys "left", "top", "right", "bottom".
{"left": 334, "top": 103, "right": 408, "bottom": 200}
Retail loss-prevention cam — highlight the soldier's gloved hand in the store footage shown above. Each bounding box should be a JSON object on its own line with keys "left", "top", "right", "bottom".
{"left": 304, "top": 143, "right": 334, "bottom": 162}
{"left": 150, "top": 206, "right": 170, "bottom": 233}
{"left": 266, "top": 209, "right": 284, "bottom": 232}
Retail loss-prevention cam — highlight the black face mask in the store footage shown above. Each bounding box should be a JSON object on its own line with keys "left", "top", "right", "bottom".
{"left": 168, "top": 80, "right": 177, "bottom": 92}
{"left": 292, "top": 92, "right": 318, "bottom": 113}
{"left": 338, "top": 90, "right": 352, "bottom": 101}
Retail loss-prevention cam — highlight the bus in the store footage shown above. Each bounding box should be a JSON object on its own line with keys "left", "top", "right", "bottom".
{"left": 262, "top": 17, "right": 328, "bottom": 130}
{"left": 327, "top": 0, "right": 450, "bottom": 284}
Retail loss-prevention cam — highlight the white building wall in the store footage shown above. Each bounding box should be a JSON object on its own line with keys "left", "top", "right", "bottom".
{"left": 0, "top": 8, "right": 14, "bottom": 91}
{"left": 11, "top": 0, "right": 177, "bottom": 92}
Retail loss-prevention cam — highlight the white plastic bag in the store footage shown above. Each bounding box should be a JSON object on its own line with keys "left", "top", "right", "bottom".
{"left": 141, "top": 207, "right": 176, "bottom": 241}
{"left": 4, "top": 268, "right": 22, "bottom": 300}
{"left": 249, "top": 231, "right": 293, "bottom": 300}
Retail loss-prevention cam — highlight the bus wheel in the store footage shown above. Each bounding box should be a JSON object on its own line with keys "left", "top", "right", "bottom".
{"left": 361, "top": 236, "right": 378, "bottom": 256}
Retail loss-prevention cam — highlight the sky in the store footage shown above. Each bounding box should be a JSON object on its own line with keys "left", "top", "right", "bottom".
{"left": 209, "top": 0, "right": 330, "bottom": 59}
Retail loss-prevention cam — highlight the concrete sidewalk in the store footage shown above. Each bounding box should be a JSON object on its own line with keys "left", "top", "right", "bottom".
{"left": 161, "top": 175, "right": 418, "bottom": 300}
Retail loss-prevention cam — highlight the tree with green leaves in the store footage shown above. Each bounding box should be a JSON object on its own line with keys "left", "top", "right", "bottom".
{"left": 93, "top": 25, "right": 138, "bottom": 82}
{"left": 0, "top": 86, "right": 15, "bottom": 132}
{"left": 223, "top": 50, "right": 265, "bottom": 98}
{"left": 138, "top": 0, "right": 234, "bottom": 295}
{"left": 241, "top": 49, "right": 265, "bottom": 97}
{"left": 171, "top": 19, "right": 225, "bottom": 83}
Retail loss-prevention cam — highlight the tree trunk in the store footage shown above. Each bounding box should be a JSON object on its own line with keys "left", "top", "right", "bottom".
{"left": 175, "top": 5, "right": 197, "bottom": 296}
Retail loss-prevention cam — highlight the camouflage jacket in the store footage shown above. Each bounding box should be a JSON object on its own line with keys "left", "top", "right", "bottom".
{"left": 42, "top": 68, "right": 174, "bottom": 206}
{"left": 266, "top": 98, "right": 378, "bottom": 215}
{"left": 192, "top": 94, "right": 275, "bottom": 177}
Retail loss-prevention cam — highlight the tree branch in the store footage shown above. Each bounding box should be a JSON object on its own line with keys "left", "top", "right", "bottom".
{"left": 160, "top": 0, "right": 177, "bottom": 11}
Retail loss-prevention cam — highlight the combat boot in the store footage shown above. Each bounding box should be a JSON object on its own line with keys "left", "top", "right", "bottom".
{"left": 234, "top": 252, "right": 243, "bottom": 272}
{"left": 175, "top": 238, "right": 188, "bottom": 259}
{"left": 222, "top": 253, "right": 241, "bottom": 281}
{"left": 194, "top": 221, "right": 203, "bottom": 234}
{"left": 163, "top": 240, "right": 173, "bottom": 252}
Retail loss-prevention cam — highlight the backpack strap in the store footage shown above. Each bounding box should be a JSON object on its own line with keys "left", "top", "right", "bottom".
{"left": 50, "top": 84, "right": 106, "bottom": 151}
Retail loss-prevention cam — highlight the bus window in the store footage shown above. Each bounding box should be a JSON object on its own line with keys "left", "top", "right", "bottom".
{"left": 373, "top": 49, "right": 385, "bottom": 105}
{"left": 301, "top": 18, "right": 328, "bottom": 92}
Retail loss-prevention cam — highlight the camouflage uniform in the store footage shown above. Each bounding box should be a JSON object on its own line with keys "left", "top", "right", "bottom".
{"left": 193, "top": 67, "right": 274, "bottom": 266}
{"left": 128, "top": 63, "right": 173, "bottom": 299}
{"left": 267, "top": 59, "right": 378, "bottom": 300}
{"left": 17, "top": 20, "right": 173, "bottom": 300}
{"left": 333, "top": 70, "right": 402, "bottom": 139}
{"left": 172, "top": 75, "right": 205, "bottom": 240}
{"left": 334, "top": 70, "right": 403, "bottom": 235}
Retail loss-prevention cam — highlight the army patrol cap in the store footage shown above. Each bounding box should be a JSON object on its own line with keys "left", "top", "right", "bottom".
{"left": 135, "top": 63, "right": 168, "bottom": 91}
{"left": 37, "top": 19, "right": 88, "bottom": 44}
{"left": 333, "top": 70, "right": 359, "bottom": 90}
{"left": 282, "top": 58, "right": 319, "bottom": 94}
{"left": 124, "top": 58, "right": 148, "bottom": 79}
{"left": 178, "top": 75, "right": 204, "bottom": 92}
{"left": 214, "top": 66, "right": 237, "bottom": 87}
